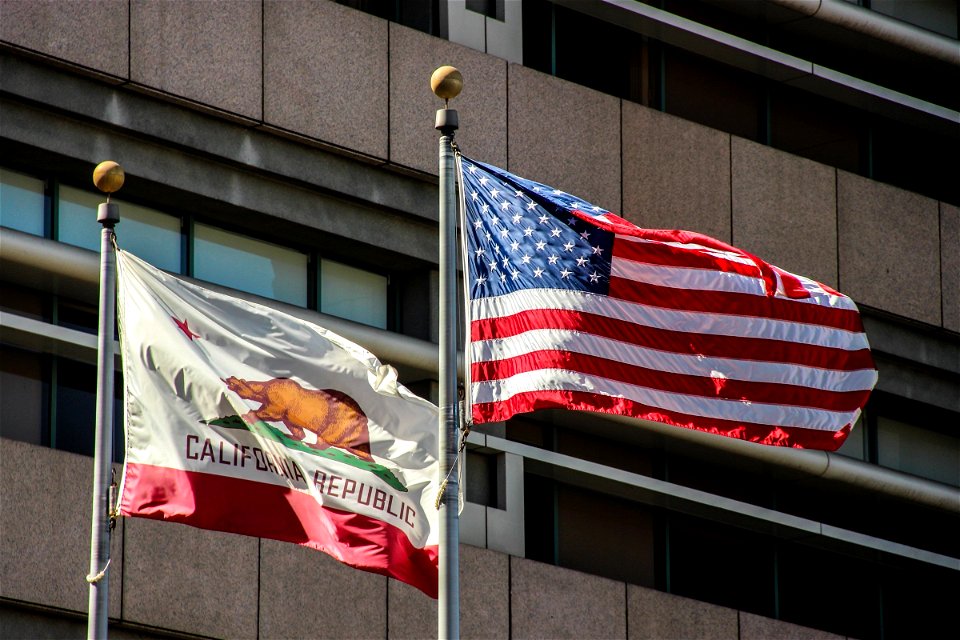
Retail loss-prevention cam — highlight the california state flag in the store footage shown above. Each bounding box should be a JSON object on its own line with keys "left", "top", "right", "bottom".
{"left": 116, "top": 250, "right": 439, "bottom": 597}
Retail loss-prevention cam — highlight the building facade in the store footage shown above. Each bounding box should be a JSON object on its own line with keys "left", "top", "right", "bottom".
{"left": 1, "top": 1, "right": 958, "bottom": 638}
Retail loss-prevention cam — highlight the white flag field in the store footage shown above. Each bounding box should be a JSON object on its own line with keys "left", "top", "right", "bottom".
{"left": 116, "top": 250, "right": 439, "bottom": 597}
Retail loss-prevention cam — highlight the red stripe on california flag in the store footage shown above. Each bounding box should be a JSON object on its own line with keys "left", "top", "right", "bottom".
{"left": 607, "top": 277, "right": 864, "bottom": 332}
{"left": 471, "top": 309, "right": 875, "bottom": 372}
{"left": 472, "top": 390, "right": 852, "bottom": 451}
{"left": 120, "top": 463, "right": 439, "bottom": 598}
{"left": 472, "top": 351, "right": 872, "bottom": 412}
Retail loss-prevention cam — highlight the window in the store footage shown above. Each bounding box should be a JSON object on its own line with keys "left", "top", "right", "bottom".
{"left": 668, "top": 513, "right": 775, "bottom": 616}
{"left": 193, "top": 223, "right": 308, "bottom": 307}
{"left": 777, "top": 542, "right": 881, "bottom": 639}
{"left": 0, "top": 346, "right": 47, "bottom": 446}
{"left": 0, "top": 168, "right": 46, "bottom": 236}
{"left": 57, "top": 185, "right": 102, "bottom": 251}
{"left": 58, "top": 185, "right": 182, "bottom": 271}
{"left": 51, "top": 357, "right": 123, "bottom": 461}
{"left": 877, "top": 416, "right": 960, "bottom": 487}
{"left": 320, "top": 258, "right": 388, "bottom": 329}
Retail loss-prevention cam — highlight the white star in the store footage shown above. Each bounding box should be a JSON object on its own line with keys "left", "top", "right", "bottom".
{"left": 481, "top": 203, "right": 490, "bottom": 215}
{"left": 576, "top": 256, "right": 589, "bottom": 267}
{"left": 535, "top": 241, "right": 547, "bottom": 251}
{"left": 589, "top": 271, "right": 601, "bottom": 283}
{"left": 500, "top": 272, "right": 508, "bottom": 282}
{"left": 473, "top": 219, "right": 483, "bottom": 229}
{"left": 479, "top": 176, "right": 489, "bottom": 186}
{"left": 526, "top": 201, "right": 538, "bottom": 211}
{"left": 511, "top": 269, "right": 520, "bottom": 280}
{"left": 510, "top": 241, "right": 520, "bottom": 252}
{"left": 572, "top": 202, "right": 583, "bottom": 209}
{"left": 521, "top": 254, "right": 532, "bottom": 264}
{"left": 538, "top": 214, "right": 550, "bottom": 225}
{"left": 550, "top": 228, "right": 562, "bottom": 237}
{"left": 471, "top": 190, "right": 479, "bottom": 201}
{"left": 489, "top": 215, "right": 501, "bottom": 226}
{"left": 523, "top": 227, "right": 534, "bottom": 237}
{"left": 485, "top": 231, "right": 493, "bottom": 241}
{"left": 547, "top": 254, "right": 559, "bottom": 265}
{"left": 475, "top": 248, "right": 485, "bottom": 257}
{"left": 592, "top": 206, "right": 601, "bottom": 212}
{"left": 490, "top": 188, "right": 500, "bottom": 199}
{"left": 468, "top": 165, "right": 477, "bottom": 173}
{"left": 500, "top": 200, "right": 511, "bottom": 210}
{"left": 552, "top": 189, "right": 563, "bottom": 195}
{"left": 499, "top": 228, "right": 510, "bottom": 238}
{"left": 502, "top": 257, "right": 510, "bottom": 267}
{"left": 489, "top": 260, "right": 498, "bottom": 271}
{"left": 533, "top": 186, "right": 542, "bottom": 192}
{"left": 533, "top": 267, "right": 544, "bottom": 277}
{"left": 477, "top": 275, "right": 486, "bottom": 285}
{"left": 563, "top": 241, "right": 575, "bottom": 252}
{"left": 592, "top": 245, "right": 604, "bottom": 255}
{"left": 580, "top": 230, "right": 591, "bottom": 240}
{"left": 512, "top": 213, "right": 523, "bottom": 224}
{"left": 560, "top": 268, "right": 572, "bottom": 278}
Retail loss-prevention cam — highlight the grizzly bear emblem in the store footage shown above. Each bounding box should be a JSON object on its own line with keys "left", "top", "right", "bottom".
{"left": 224, "top": 376, "right": 373, "bottom": 462}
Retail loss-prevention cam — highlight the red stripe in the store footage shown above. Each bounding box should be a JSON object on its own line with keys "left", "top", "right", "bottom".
{"left": 119, "top": 464, "right": 439, "bottom": 598}
{"left": 471, "top": 309, "right": 875, "bottom": 372}
{"left": 608, "top": 277, "right": 864, "bottom": 331}
{"left": 473, "top": 390, "right": 853, "bottom": 451}
{"left": 613, "top": 237, "right": 764, "bottom": 278}
{"left": 472, "top": 351, "right": 871, "bottom": 412}
{"left": 613, "top": 242, "right": 812, "bottom": 300}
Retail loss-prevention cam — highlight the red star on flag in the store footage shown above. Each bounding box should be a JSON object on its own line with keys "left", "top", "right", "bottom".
{"left": 172, "top": 316, "right": 200, "bottom": 341}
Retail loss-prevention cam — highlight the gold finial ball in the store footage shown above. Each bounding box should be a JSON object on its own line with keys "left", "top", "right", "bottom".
{"left": 431, "top": 65, "right": 463, "bottom": 101}
{"left": 93, "top": 161, "right": 125, "bottom": 194}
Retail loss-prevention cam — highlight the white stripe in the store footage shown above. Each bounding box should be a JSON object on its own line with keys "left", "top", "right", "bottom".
{"left": 472, "top": 370, "right": 860, "bottom": 432}
{"left": 471, "top": 289, "right": 872, "bottom": 352}
{"left": 471, "top": 329, "right": 878, "bottom": 392}
{"left": 612, "top": 236, "right": 856, "bottom": 311}
{"left": 611, "top": 259, "right": 768, "bottom": 296}
{"left": 611, "top": 256, "right": 856, "bottom": 312}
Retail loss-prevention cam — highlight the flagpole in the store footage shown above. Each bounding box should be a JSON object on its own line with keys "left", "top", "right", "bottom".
{"left": 87, "top": 161, "right": 124, "bottom": 640}
{"left": 432, "top": 66, "right": 462, "bottom": 640}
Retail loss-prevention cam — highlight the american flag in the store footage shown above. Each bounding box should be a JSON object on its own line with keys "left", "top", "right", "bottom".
{"left": 458, "top": 156, "right": 877, "bottom": 450}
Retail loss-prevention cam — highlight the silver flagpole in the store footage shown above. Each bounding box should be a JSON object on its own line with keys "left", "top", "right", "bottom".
{"left": 432, "top": 66, "right": 462, "bottom": 640}
{"left": 87, "top": 161, "right": 124, "bottom": 640}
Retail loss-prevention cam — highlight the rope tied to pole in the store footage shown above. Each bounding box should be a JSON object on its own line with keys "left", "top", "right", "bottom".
{"left": 435, "top": 386, "right": 471, "bottom": 510}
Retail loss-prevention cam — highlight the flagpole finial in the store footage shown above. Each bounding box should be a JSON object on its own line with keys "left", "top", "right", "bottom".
{"left": 93, "top": 161, "right": 123, "bottom": 226}
{"left": 431, "top": 65, "right": 463, "bottom": 108}
{"left": 93, "top": 161, "right": 125, "bottom": 194}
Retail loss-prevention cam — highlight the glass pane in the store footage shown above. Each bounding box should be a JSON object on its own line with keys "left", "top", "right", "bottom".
{"left": 53, "top": 357, "right": 123, "bottom": 461}
{"left": 58, "top": 187, "right": 181, "bottom": 271}
{"left": 0, "top": 168, "right": 45, "bottom": 236}
{"left": 320, "top": 259, "right": 388, "bottom": 329}
{"left": 877, "top": 417, "right": 960, "bottom": 487}
{"left": 58, "top": 185, "right": 102, "bottom": 251}
{"left": 834, "top": 413, "right": 866, "bottom": 460}
{"left": 116, "top": 201, "right": 181, "bottom": 273}
{"left": 557, "top": 484, "right": 656, "bottom": 587}
{"left": 0, "top": 346, "right": 46, "bottom": 445}
{"left": 194, "top": 223, "right": 307, "bottom": 306}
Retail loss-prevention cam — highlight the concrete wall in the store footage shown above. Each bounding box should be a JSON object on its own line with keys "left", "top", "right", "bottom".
{"left": 1, "top": 439, "right": 856, "bottom": 639}
{"left": 1, "top": 0, "right": 954, "bottom": 332}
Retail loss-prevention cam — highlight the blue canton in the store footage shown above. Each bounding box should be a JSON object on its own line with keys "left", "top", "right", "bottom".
{"left": 460, "top": 158, "right": 614, "bottom": 300}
